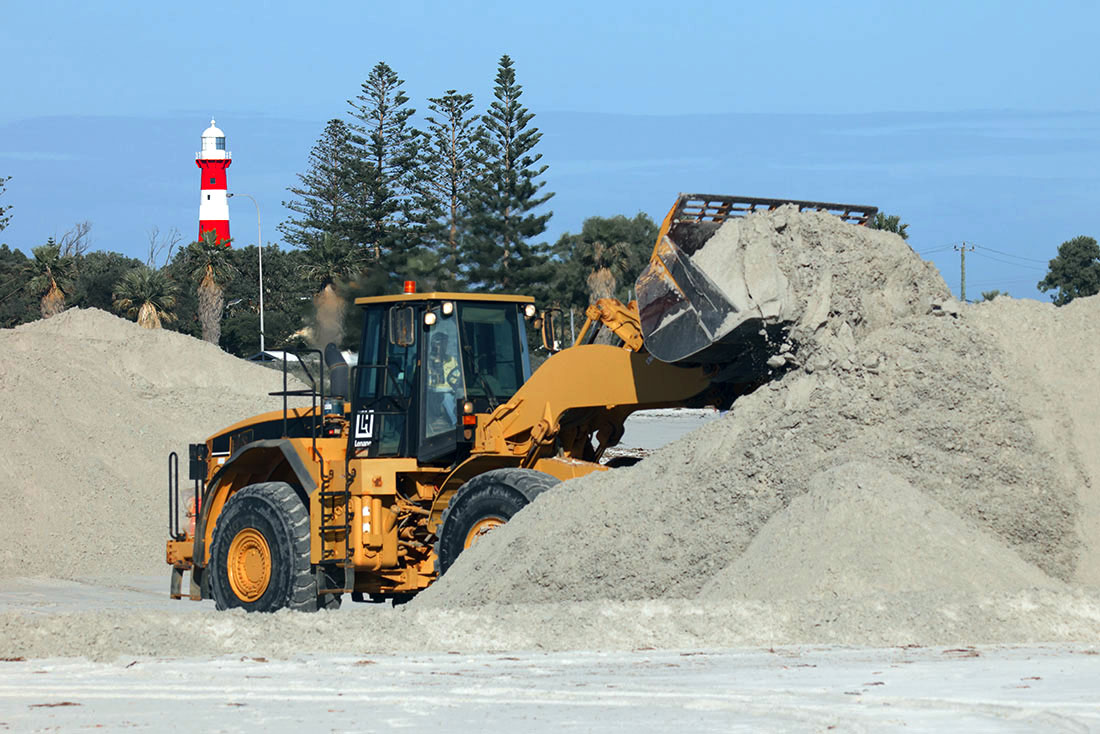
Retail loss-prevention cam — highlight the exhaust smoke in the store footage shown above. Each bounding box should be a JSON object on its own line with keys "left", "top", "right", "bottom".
{"left": 312, "top": 283, "right": 345, "bottom": 349}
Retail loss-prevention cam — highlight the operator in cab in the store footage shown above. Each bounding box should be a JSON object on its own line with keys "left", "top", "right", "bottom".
{"left": 427, "top": 330, "right": 460, "bottom": 431}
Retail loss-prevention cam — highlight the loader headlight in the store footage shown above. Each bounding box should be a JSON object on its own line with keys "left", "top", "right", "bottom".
{"left": 524, "top": 304, "right": 537, "bottom": 319}
{"left": 442, "top": 301, "right": 454, "bottom": 316}
{"left": 423, "top": 312, "right": 437, "bottom": 326}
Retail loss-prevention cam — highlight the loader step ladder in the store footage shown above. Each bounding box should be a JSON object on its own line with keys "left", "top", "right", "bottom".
{"left": 317, "top": 463, "right": 354, "bottom": 593}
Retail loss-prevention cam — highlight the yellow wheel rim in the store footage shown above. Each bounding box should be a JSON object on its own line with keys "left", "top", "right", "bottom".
{"left": 227, "top": 528, "right": 271, "bottom": 602}
{"left": 464, "top": 516, "right": 505, "bottom": 549}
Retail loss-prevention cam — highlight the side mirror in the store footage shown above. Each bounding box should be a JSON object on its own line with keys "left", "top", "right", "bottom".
{"left": 540, "top": 309, "right": 563, "bottom": 353}
{"left": 389, "top": 306, "right": 416, "bottom": 347}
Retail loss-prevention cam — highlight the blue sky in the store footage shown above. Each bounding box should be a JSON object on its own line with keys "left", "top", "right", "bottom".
{"left": 2, "top": 0, "right": 1098, "bottom": 300}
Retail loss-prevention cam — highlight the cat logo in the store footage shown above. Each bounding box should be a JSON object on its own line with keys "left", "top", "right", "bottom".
{"left": 353, "top": 410, "right": 375, "bottom": 449}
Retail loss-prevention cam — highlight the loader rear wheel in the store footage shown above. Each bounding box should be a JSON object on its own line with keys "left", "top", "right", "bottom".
{"left": 436, "top": 468, "right": 560, "bottom": 575}
{"left": 209, "top": 482, "right": 335, "bottom": 613}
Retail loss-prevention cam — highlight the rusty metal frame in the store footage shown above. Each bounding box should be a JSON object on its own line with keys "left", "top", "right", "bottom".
{"left": 671, "top": 194, "right": 878, "bottom": 227}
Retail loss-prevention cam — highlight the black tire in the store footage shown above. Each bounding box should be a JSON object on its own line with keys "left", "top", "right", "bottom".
{"left": 209, "top": 481, "right": 338, "bottom": 613}
{"left": 436, "top": 468, "right": 560, "bottom": 576}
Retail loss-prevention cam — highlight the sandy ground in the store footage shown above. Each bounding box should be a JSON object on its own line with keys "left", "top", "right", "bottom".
{"left": 1, "top": 640, "right": 1097, "bottom": 732}
{"left": 2, "top": 413, "right": 1098, "bottom": 731}
{"left": 3, "top": 288, "right": 1098, "bottom": 732}
{"left": 614, "top": 407, "right": 721, "bottom": 452}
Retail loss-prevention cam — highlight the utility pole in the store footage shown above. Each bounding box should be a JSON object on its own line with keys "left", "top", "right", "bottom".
{"left": 954, "top": 242, "right": 975, "bottom": 301}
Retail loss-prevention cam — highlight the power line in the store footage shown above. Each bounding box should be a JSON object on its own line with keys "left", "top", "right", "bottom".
{"left": 971, "top": 244, "right": 1049, "bottom": 264}
{"left": 967, "top": 277, "right": 1043, "bottom": 288}
{"left": 917, "top": 245, "right": 956, "bottom": 256}
{"left": 968, "top": 250, "right": 1046, "bottom": 271}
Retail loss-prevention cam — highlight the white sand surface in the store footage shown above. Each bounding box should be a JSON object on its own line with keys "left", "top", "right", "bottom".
{"left": 1, "top": 643, "right": 1098, "bottom": 732}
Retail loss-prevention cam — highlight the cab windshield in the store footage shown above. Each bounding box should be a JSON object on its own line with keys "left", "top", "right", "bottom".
{"left": 457, "top": 303, "right": 527, "bottom": 411}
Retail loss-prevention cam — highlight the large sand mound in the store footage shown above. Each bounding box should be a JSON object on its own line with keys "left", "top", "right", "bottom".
{"left": 3, "top": 208, "right": 1100, "bottom": 657}
{"left": 706, "top": 461, "right": 1061, "bottom": 600}
{"left": 417, "top": 210, "right": 1100, "bottom": 629}
{"left": 0, "top": 309, "right": 291, "bottom": 579}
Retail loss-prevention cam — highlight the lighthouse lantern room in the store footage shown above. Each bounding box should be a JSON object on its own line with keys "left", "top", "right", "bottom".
{"left": 196, "top": 119, "right": 232, "bottom": 245}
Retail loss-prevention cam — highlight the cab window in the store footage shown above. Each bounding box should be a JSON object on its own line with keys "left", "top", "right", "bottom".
{"left": 423, "top": 312, "right": 462, "bottom": 440}
{"left": 457, "top": 303, "right": 525, "bottom": 410}
{"left": 354, "top": 305, "right": 417, "bottom": 456}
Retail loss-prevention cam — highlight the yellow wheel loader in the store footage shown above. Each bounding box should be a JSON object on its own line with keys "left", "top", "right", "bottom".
{"left": 165, "top": 194, "right": 876, "bottom": 611}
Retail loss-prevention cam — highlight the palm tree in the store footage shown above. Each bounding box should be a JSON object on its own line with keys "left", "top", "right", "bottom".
{"left": 581, "top": 238, "right": 631, "bottom": 303}
{"left": 113, "top": 267, "right": 179, "bottom": 328}
{"left": 28, "top": 239, "right": 76, "bottom": 318}
{"left": 870, "top": 212, "right": 910, "bottom": 240}
{"left": 298, "top": 233, "right": 365, "bottom": 291}
{"left": 185, "top": 230, "right": 237, "bottom": 344}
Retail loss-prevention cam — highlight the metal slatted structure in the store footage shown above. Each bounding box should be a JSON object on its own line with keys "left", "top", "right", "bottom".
{"left": 672, "top": 194, "right": 877, "bottom": 227}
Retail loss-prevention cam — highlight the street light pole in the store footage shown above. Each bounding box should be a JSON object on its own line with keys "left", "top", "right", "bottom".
{"left": 227, "top": 192, "right": 264, "bottom": 354}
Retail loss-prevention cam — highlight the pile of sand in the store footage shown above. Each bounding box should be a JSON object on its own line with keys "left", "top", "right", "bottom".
{"left": 689, "top": 205, "right": 952, "bottom": 371}
{"left": 417, "top": 209, "right": 1100, "bottom": 641}
{"left": 706, "top": 461, "right": 1061, "bottom": 600}
{"left": 3, "top": 208, "right": 1100, "bottom": 657}
{"left": 0, "top": 309, "right": 293, "bottom": 579}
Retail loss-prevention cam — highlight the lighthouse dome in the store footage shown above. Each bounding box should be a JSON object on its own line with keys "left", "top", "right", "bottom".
{"left": 202, "top": 119, "right": 225, "bottom": 138}
{"left": 198, "top": 118, "right": 229, "bottom": 160}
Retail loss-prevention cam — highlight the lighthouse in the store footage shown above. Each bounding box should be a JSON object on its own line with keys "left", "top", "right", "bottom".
{"left": 196, "top": 119, "right": 231, "bottom": 244}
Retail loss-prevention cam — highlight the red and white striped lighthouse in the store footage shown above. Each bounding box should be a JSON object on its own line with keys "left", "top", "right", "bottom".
{"left": 196, "top": 118, "right": 231, "bottom": 245}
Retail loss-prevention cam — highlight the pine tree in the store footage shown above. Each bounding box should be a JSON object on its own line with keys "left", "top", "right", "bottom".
{"left": 345, "top": 61, "right": 429, "bottom": 282}
{"left": 0, "top": 176, "right": 11, "bottom": 234}
{"left": 464, "top": 55, "right": 554, "bottom": 295}
{"left": 279, "top": 119, "right": 355, "bottom": 249}
{"left": 0, "top": 245, "right": 37, "bottom": 327}
{"left": 422, "top": 90, "right": 480, "bottom": 289}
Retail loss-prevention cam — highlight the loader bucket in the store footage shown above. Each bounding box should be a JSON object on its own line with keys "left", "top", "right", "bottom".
{"left": 636, "top": 194, "right": 877, "bottom": 372}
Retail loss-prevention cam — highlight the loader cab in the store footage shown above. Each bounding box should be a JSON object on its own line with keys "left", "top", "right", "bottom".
{"left": 350, "top": 292, "right": 535, "bottom": 465}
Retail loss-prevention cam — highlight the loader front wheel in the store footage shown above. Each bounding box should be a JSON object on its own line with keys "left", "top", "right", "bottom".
{"left": 209, "top": 482, "right": 326, "bottom": 613}
{"left": 436, "top": 468, "right": 560, "bottom": 576}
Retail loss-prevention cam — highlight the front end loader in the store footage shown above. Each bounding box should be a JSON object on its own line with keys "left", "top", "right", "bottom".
{"left": 165, "top": 193, "right": 875, "bottom": 612}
